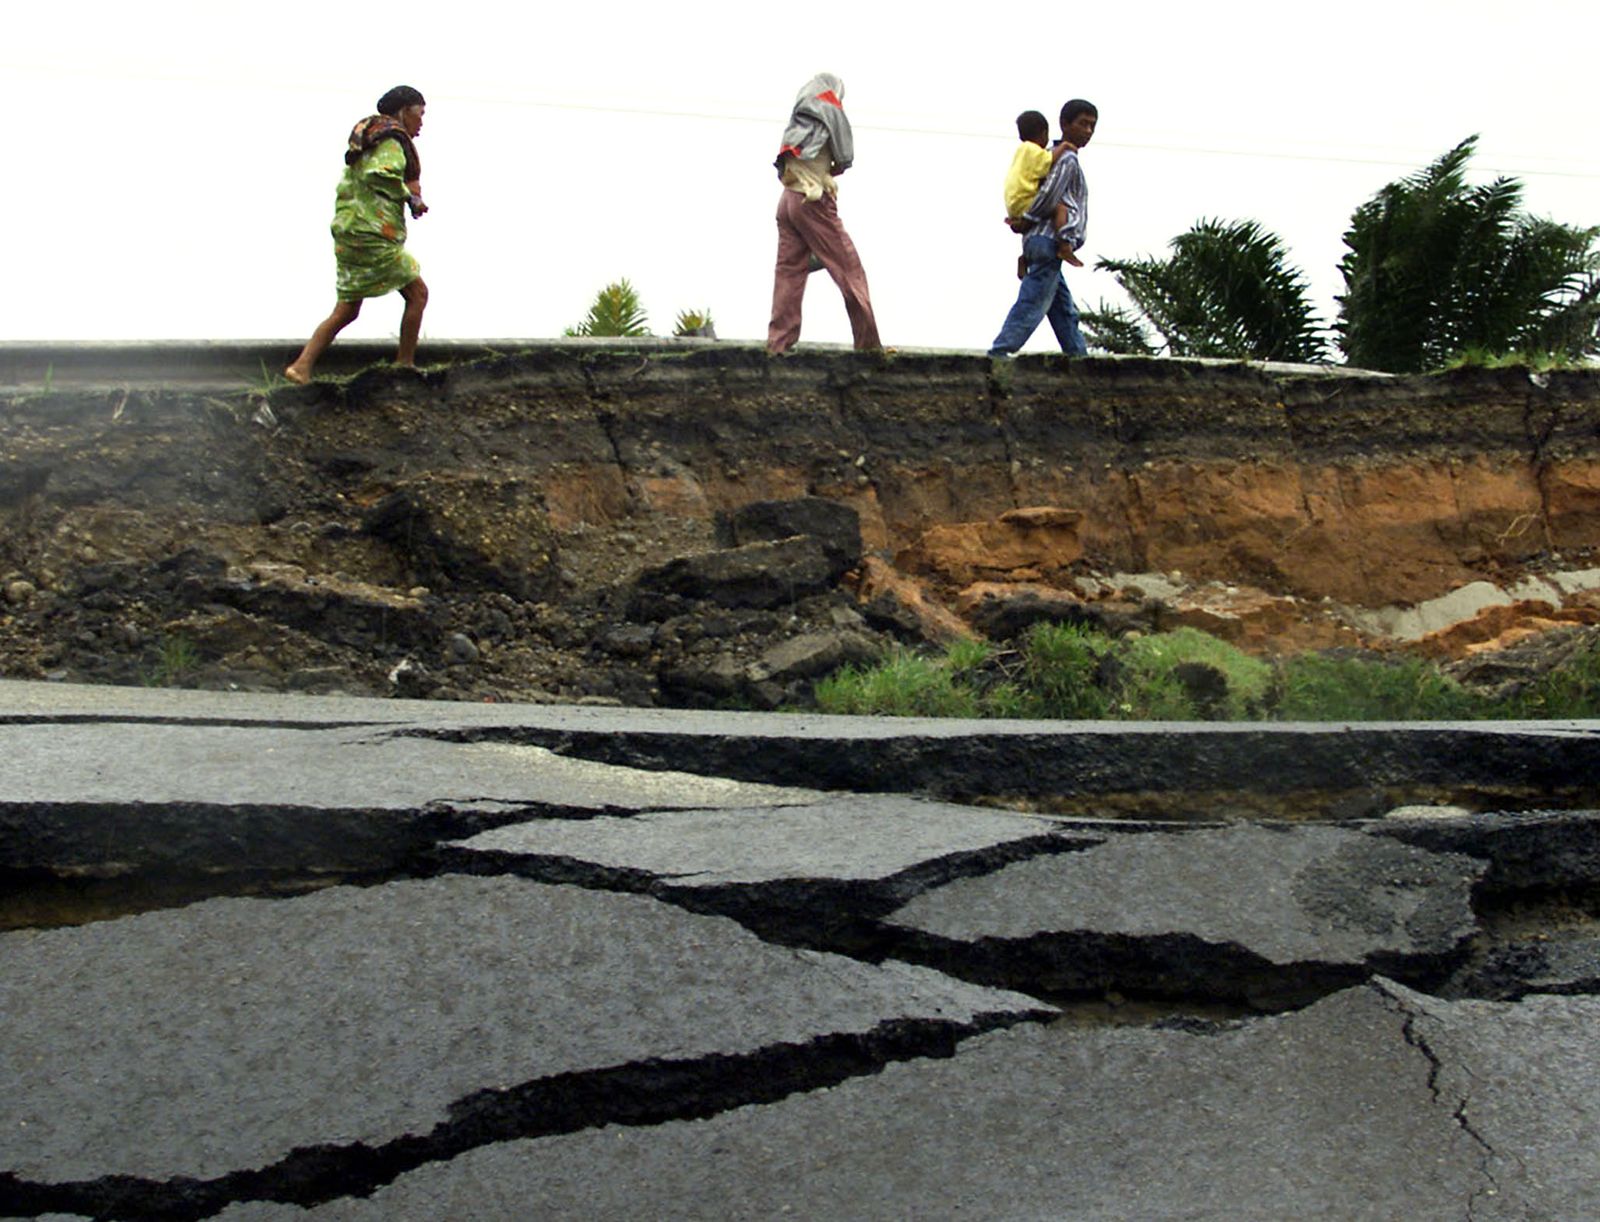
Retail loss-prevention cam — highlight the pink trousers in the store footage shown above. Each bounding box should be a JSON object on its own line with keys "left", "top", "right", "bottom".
{"left": 766, "top": 189, "right": 881, "bottom": 354}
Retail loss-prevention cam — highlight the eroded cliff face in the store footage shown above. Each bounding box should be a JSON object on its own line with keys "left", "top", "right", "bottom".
{"left": 2, "top": 347, "right": 1598, "bottom": 703}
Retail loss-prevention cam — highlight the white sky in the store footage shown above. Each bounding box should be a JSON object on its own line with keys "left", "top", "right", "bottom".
{"left": 4, "top": 1, "right": 1597, "bottom": 354}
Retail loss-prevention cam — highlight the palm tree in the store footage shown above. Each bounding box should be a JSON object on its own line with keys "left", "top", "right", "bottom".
{"left": 566, "top": 279, "right": 650, "bottom": 337}
{"left": 1095, "top": 219, "right": 1327, "bottom": 363}
{"left": 1336, "top": 137, "right": 1600, "bottom": 372}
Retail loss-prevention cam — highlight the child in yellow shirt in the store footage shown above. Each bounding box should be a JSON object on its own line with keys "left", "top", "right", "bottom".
{"left": 1004, "top": 111, "right": 1058, "bottom": 218}
{"left": 1003, "top": 111, "right": 1078, "bottom": 277}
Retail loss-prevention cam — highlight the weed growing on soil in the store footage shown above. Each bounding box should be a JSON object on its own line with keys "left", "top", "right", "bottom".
{"left": 142, "top": 635, "right": 201, "bottom": 688}
{"left": 253, "top": 360, "right": 286, "bottom": 394}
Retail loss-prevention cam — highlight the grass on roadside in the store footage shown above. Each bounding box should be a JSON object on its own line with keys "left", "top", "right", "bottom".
{"left": 812, "top": 624, "right": 1600, "bottom": 722}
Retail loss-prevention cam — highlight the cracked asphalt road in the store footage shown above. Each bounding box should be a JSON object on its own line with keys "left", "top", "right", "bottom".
{"left": 3, "top": 679, "right": 1599, "bottom": 1220}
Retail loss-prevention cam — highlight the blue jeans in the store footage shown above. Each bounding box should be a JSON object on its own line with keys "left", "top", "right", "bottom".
{"left": 988, "top": 235, "right": 1087, "bottom": 357}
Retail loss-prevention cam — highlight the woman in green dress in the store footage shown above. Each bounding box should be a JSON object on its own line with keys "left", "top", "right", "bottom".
{"left": 285, "top": 86, "right": 430, "bottom": 384}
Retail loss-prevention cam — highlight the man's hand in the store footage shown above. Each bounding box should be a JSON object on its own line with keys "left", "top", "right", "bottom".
{"left": 1058, "top": 242, "right": 1082, "bottom": 267}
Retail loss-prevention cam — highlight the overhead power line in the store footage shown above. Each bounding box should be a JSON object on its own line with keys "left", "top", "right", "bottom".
{"left": 8, "top": 58, "right": 1600, "bottom": 184}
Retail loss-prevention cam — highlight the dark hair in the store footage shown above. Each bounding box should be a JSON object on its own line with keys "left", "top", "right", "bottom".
{"left": 1015, "top": 110, "right": 1050, "bottom": 145}
{"left": 376, "top": 85, "right": 425, "bottom": 116}
{"left": 1060, "top": 99, "right": 1098, "bottom": 129}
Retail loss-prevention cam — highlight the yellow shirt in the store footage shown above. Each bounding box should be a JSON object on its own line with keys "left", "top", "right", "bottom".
{"left": 1004, "top": 142, "right": 1054, "bottom": 219}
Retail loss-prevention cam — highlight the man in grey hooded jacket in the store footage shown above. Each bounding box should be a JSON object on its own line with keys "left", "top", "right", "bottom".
{"left": 767, "top": 74, "right": 882, "bottom": 354}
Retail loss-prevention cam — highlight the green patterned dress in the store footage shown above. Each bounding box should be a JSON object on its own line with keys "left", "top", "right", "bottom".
{"left": 331, "top": 139, "right": 420, "bottom": 301}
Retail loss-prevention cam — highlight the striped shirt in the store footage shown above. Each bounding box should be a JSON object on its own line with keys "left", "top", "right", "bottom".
{"left": 1022, "top": 147, "right": 1088, "bottom": 251}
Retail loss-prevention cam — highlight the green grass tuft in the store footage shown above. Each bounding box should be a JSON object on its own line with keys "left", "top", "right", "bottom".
{"left": 1276, "top": 653, "right": 1480, "bottom": 721}
{"left": 813, "top": 647, "right": 980, "bottom": 718}
{"left": 142, "top": 635, "right": 202, "bottom": 688}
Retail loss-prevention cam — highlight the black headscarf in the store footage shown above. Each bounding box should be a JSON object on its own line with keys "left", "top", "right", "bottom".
{"left": 376, "top": 85, "right": 425, "bottom": 117}
{"left": 345, "top": 86, "right": 425, "bottom": 180}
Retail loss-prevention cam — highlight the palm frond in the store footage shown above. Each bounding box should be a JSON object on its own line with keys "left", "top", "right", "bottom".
{"left": 1097, "top": 219, "right": 1326, "bottom": 362}
{"left": 1336, "top": 138, "right": 1600, "bottom": 369}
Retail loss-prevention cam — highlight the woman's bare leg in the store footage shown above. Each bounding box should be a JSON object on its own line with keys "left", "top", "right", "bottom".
{"left": 397, "top": 278, "right": 429, "bottom": 367}
{"left": 285, "top": 300, "right": 362, "bottom": 384}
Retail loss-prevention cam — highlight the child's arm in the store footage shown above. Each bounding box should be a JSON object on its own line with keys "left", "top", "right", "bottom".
{"left": 1049, "top": 140, "right": 1079, "bottom": 163}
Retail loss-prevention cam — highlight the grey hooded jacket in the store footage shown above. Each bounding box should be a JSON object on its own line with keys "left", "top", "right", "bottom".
{"left": 774, "top": 73, "right": 854, "bottom": 176}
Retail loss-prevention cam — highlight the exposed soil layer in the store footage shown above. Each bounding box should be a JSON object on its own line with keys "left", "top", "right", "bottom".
{"left": 4, "top": 348, "right": 1599, "bottom": 705}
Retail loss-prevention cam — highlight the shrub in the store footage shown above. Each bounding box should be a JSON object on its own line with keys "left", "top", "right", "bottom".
{"left": 1117, "top": 628, "right": 1272, "bottom": 720}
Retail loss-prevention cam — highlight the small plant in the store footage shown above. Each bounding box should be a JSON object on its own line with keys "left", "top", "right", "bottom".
{"left": 41, "top": 364, "right": 55, "bottom": 395}
{"left": 673, "top": 308, "right": 717, "bottom": 338}
{"left": 254, "top": 359, "right": 287, "bottom": 393}
{"left": 143, "top": 635, "right": 202, "bottom": 688}
{"left": 566, "top": 280, "right": 650, "bottom": 337}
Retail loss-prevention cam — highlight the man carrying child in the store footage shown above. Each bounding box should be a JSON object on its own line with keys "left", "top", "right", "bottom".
{"left": 988, "top": 99, "right": 1098, "bottom": 358}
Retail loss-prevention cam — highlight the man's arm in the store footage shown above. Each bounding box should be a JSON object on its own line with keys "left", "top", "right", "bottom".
{"left": 1052, "top": 201, "right": 1081, "bottom": 265}
{"left": 1049, "top": 153, "right": 1087, "bottom": 262}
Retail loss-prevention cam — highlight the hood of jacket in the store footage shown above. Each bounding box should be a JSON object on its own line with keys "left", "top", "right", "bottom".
{"left": 774, "top": 73, "right": 853, "bottom": 175}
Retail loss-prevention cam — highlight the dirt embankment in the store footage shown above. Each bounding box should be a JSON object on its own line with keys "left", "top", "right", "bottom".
{"left": 2, "top": 347, "right": 1598, "bottom": 705}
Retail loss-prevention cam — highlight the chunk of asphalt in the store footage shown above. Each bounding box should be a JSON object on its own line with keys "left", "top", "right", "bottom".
{"left": 885, "top": 824, "right": 1485, "bottom": 1004}
{"left": 0, "top": 723, "right": 822, "bottom": 812}
{"left": 1372, "top": 808, "right": 1600, "bottom": 892}
{"left": 451, "top": 796, "right": 1089, "bottom": 886}
{"left": 0, "top": 876, "right": 1047, "bottom": 1190}
{"left": 248, "top": 983, "right": 1508, "bottom": 1220}
{"left": 1376, "top": 979, "right": 1600, "bottom": 1220}
{"left": 1, "top": 724, "right": 824, "bottom": 874}
{"left": 1444, "top": 931, "right": 1600, "bottom": 1001}
{"left": 447, "top": 797, "right": 1100, "bottom": 954}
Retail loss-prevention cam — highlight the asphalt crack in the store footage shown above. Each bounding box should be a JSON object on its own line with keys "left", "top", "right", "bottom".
{"left": 1374, "top": 980, "right": 1502, "bottom": 1218}
{"left": 0, "top": 1012, "right": 1047, "bottom": 1222}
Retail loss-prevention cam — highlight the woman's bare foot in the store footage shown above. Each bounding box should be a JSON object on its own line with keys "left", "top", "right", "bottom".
{"left": 283, "top": 364, "right": 312, "bottom": 385}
